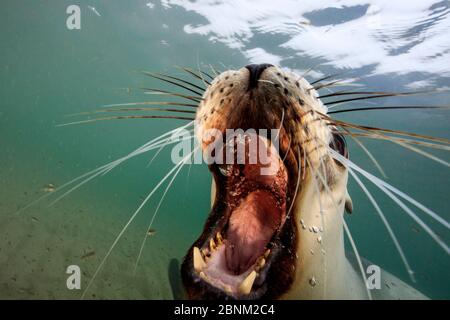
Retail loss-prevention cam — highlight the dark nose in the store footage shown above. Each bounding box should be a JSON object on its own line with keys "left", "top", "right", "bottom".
{"left": 245, "top": 63, "right": 273, "bottom": 90}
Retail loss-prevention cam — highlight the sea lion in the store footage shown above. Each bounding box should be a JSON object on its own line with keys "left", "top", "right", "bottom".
{"left": 180, "top": 64, "right": 428, "bottom": 300}
{"left": 26, "top": 64, "right": 444, "bottom": 300}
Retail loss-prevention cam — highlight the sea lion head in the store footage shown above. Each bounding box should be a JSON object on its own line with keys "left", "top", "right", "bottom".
{"left": 181, "top": 64, "right": 349, "bottom": 299}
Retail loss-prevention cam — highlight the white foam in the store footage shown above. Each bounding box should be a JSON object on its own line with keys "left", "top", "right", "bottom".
{"left": 166, "top": 0, "right": 450, "bottom": 78}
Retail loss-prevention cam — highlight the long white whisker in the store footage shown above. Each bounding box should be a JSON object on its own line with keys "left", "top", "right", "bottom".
{"left": 285, "top": 147, "right": 302, "bottom": 220}
{"left": 16, "top": 122, "right": 195, "bottom": 213}
{"left": 345, "top": 132, "right": 450, "bottom": 151}
{"left": 330, "top": 149, "right": 450, "bottom": 254}
{"left": 343, "top": 220, "right": 372, "bottom": 299}
{"left": 55, "top": 124, "right": 195, "bottom": 204}
{"left": 18, "top": 163, "right": 114, "bottom": 213}
{"left": 146, "top": 129, "right": 194, "bottom": 168}
{"left": 392, "top": 140, "right": 450, "bottom": 168}
{"left": 133, "top": 151, "right": 192, "bottom": 274}
{"left": 49, "top": 135, "right": 192, "bottom": 206}
{"left": 282, "top": 136, "right": 292, "bottom": 164}
{"left": 379, "top": 180, "right": 449, "bottom": 254}
{"left": 48, "top": 168, "right": 110, "bottom": 206}
{"left": 348, "top": 168, "right": 415, "bottom": 282}
{"left": 194, "top": 63, "right": 209, "bottom": 88}
{"left": 101, "top": 124, "right": 195, "bottom": 176}
{"left": 347, "top": 133, "right": 387, "bottom": 178}
{"left": 331, "top": 150, "right": 450, "bottom": 230}
{"left": 80, "top": 148, "right": 197, "bottom": 299}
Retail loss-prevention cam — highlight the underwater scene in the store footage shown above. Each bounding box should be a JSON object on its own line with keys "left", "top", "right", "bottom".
{"left": 0, "top": 0, "right": 449, "bottom": 299}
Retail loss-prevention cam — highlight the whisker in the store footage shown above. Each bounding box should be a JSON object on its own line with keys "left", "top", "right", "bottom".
{"left": 300, "top": 62, "right": 325, "bottom": 79}
{"left": 48, "top": 167, "right": 111, "bottom": 207}
{"left": 318, "top": 86, "right": 370, "bottom": 98}
{"left": 311, "top": 79, "right": 355, "bottom": 92}
{"left": 208, "top": 64, "right": 220, "bottom": 77}
{"left": 176, "top": 66, "right": 211, "bottom": 86}
{"left": 102, "top": 101, "right": 198, "bottom": 108}
{"left": 16, "top": 122, "right": 195, "bottom": 212}
{"left": 328, "top": 105, "right": 448, "bottom": 115}
{"left": 141, "top": 71, "right": 204, "bottom": 96}
{"left": 348, "top": 168, "right": 415, "bottom": 282}
{"left": 341, "top": 128, "right": 387, "bottom": 178}
{"left": 99, "top": 107, "right": 195, "bottom": 114}
{"left": 285, "top": 146, "right": 302, "bottom": 221}
{"left": 134, "top": 150, "right": 192, "bottom": 274}
{"left": 202, "top": 71, "right": 214, "bottom": 81}
{"left": 325, "top": 90, "right": 436, "bottom": 106}
{"left": 307, "top": 79, "right": 342, "bottom": 92}
{"left": 57, "top": 115, "right": 195, "bottom": 127}
{"left": 152, "top": 72, "right": 206, "bottom": 92}
{"left": 343, "top": 220, "right": 372, "bottom": 299}
{"left": 14, "top": 166, "right": 106, "bottom": 214}
{"left": 50, "top": 135, "right": 195, "bottom": 206}
{"left": 141, "top": 87, "right": 202, "bottom": 102}
{"left": 391, "top": 140, "right": 450, "bottom": 168}
{"left": 258, "top": 79, "right": 276, "bottom": 85}
{"left": 195, "top": 65, "right": 211, "bottom": 88}
{"left": 71, "top": 107, "right": 196, "bottom": 118}
{"left": 310, "top": 73, "right": 341, "bottom": 85}
{"left": 330, "top": 149, "right": 450, "bottom": 253}
{"left": 282, "top": 136, "right": 292, "bottom": 163}
{"left": 321, "top": 113, "right": 450, "bottom": 144}
{"left": 101, "top": 135, "right": 194, "bottom": 177}
{"left": 336, "top": 131, "right": 450, "bottom": 151}
{"left": 321, "top": 90, "right": 408, "bottom": 98}
{"left": 146, "top": 129, "right": 194, "bottom": 167}
{"left": 80, "top": 148, "right": 198, "bottom": 299}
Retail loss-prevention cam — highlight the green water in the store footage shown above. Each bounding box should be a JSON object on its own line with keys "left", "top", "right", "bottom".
{"left": 0, "top": 0, "right": 449, "bottom": 299}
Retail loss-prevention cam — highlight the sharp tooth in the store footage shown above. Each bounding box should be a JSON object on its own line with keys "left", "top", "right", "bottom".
{"left": 238, "top": 271, "right": 257, "bottom": 295}
{"left": 210, "top": 238, "right": 217, "bottom": 251}
{"left": 255, "top": 257, "right": 266, "bottom": 272}
{"left": 264, "top": 249, "right": 271, "bottom": 258}
{"left": 224, "top": 285, "right": 233, "bottom": 295}
{"left": 216, "top": 232, "right": 223, "bottom": 244}
{"left": 259, "top": 258, "right": 266, "bottom": 268}
{"left": 193, "top": 247, "right": 206, "bottom": 272}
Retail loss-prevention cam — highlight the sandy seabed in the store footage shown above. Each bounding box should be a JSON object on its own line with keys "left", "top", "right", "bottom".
{"left": 0, "top": 173, "right": 188, "bottom": 299}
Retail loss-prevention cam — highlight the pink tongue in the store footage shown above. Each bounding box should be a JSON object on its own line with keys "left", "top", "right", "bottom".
{"left": 225, "top": 190, "right": 281, "bottom": 274}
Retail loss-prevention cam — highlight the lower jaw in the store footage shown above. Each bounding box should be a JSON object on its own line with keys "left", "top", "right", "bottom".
{"left": 182, "top": 218, "right": 297, "bottom": 300}
{"left": 197, "top": 244, "right": 269, "bottom": 297}
{"left": 181, "top": 186, "right": 299, "bottom": 298}
{"left": 191, "top": 229, "right": 273, "bottom": 298}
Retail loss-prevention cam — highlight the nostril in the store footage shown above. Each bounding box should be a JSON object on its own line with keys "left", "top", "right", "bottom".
{"left": 245, "top": 63, "right": 273, "bottom": 90}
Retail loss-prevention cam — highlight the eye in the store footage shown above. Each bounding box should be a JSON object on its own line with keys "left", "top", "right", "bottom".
{"left": 330, "top": 132, "right": 348, "bottom": 159}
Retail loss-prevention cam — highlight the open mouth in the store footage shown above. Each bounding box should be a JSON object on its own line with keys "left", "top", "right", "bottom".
{"left": 181, "top": 133, "right": 297, "bottom": 299}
